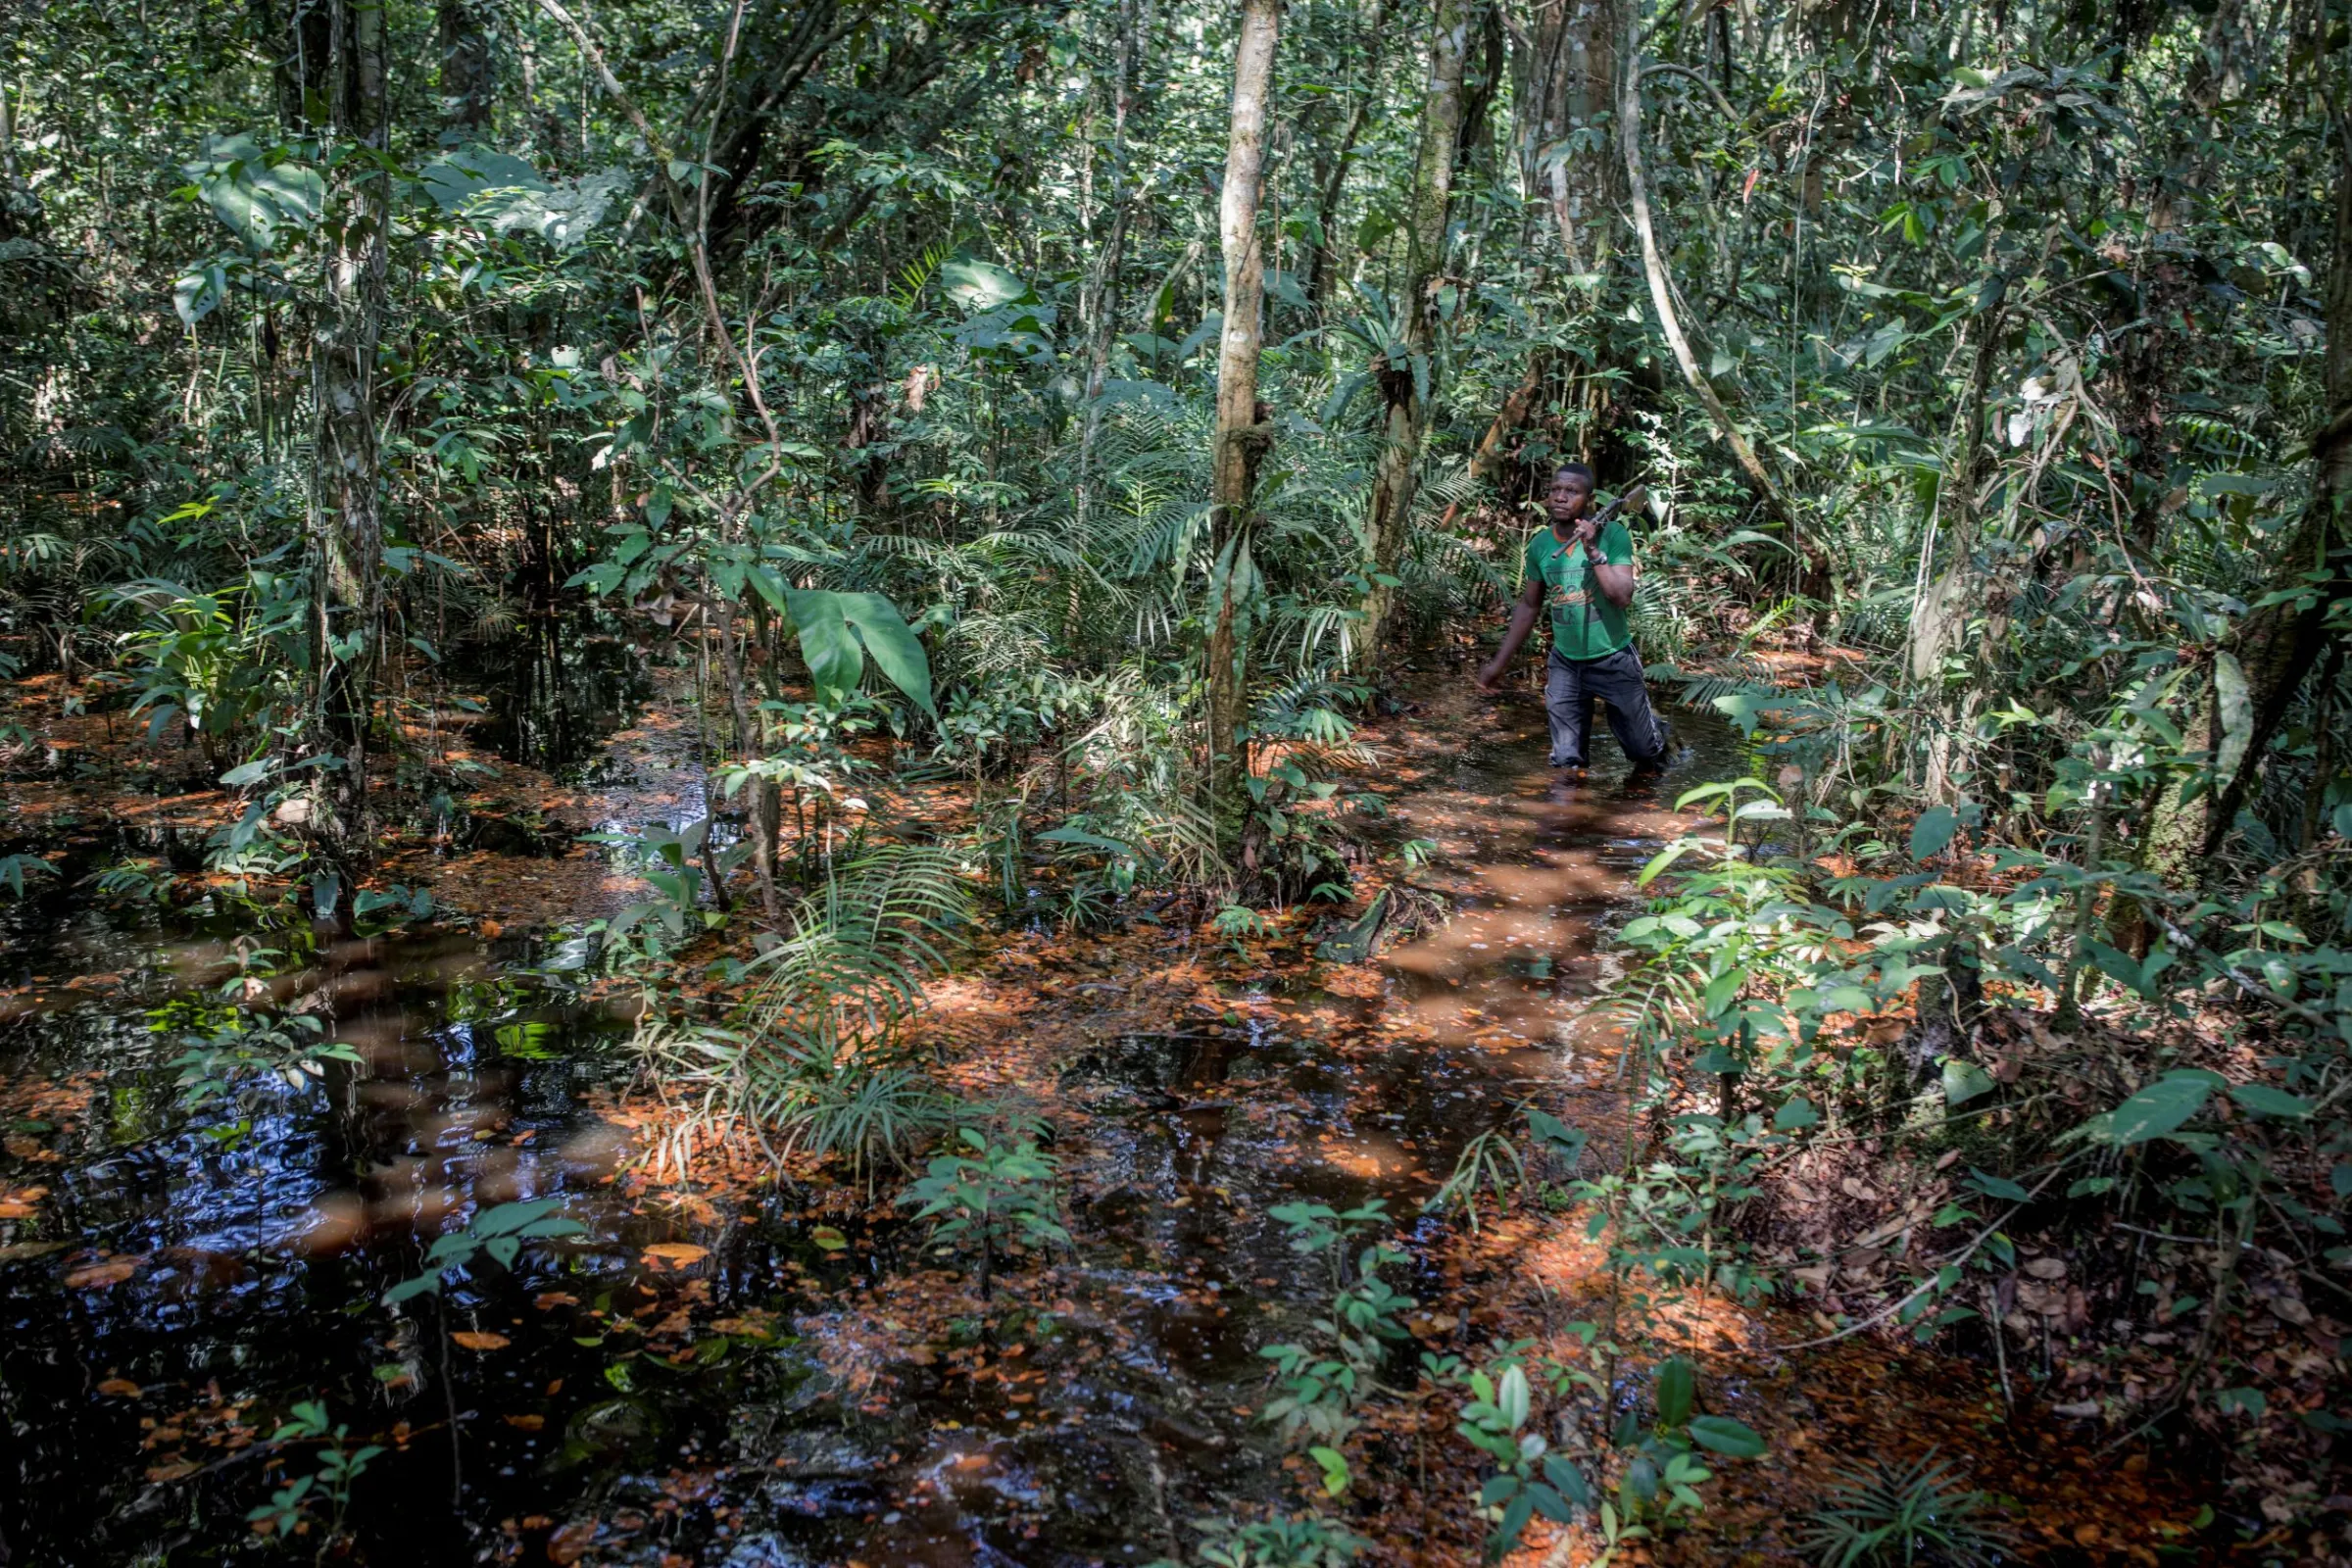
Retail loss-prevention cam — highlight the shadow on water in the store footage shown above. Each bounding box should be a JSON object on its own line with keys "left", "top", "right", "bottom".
{"left": 0, "top": 700, "right": 1746, "bottom": 1565}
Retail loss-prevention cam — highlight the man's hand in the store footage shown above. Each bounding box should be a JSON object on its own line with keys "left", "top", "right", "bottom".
{"left": 1572, "top": 514, "right": 1600, "bottom": 548}
{"left": 1474, "top": 660, "right": 1506, "bottom": 693}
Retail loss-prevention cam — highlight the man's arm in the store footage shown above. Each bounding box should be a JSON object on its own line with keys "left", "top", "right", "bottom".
{"left": 1578, "top": 516, "right": 1636, "bottom": 608}
{"left": 1476, "top": 576, "right": 1547, "bottom": 691}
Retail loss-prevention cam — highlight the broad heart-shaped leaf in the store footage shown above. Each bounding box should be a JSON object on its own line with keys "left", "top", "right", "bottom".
{"left": 940, "top": 256, "right": 1033, "bottom": 311}
{"left": 185, "top": 133, "right": 324, "bottom": 255}
{"left": 1712, "top": 691, "right": 1765, "bottom": 736}
{"left": 1688, "top": 1415, "right": 1766, "bottom": 1457}
{"left": 1654, "top": 1354, "right": 1695, "bottom": 1428}
{"left": 781, "top": 590, "right": 937, "bottom": 716}
{"left": 419, "top": 145, "right": 548, "bottom": 211}
{"left": 1966, "top": 1166, "right": 2032, "bottom": 1202}
{"left": 835, "top": 592, "right": 937, "bottom": 717}
{"left": 2099, "top": 1069, "right": 2224, "bottom": 1146}
{"left": 2230, "top": 1083, "right": 2315, "bottom": 1119}
{"left": 784, "top": 590, "right": 864, "bottom": 704}
{"left": 1910, "top": 804, "right": 1957, "bottom": 861}
{"left": 1774, "top": 1097, "right": 1821, "bottom": 1131}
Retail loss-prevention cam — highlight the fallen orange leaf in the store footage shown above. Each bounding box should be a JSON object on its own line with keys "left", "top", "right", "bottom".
{"left": 641, "top": 1243, "right": 708, "bottom": 1269}
{"left": 451, "top": 1331, "right": 510, "bottom": 1351}
{"left": 547, "top": 1516, "right": 599, "bottom": 1564}
{"left": 97, "top": 1378, "right": 143, "bottom": 1397}
{"left": 65, "top": 1259, "right": 137, "bottom": 1289}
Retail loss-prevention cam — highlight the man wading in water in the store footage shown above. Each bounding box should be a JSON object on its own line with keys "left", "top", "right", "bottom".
{"left": 1474, "top": 463, "right": 1671, "bottom": 779}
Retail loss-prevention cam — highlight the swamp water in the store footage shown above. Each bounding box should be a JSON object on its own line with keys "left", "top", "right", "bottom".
{"left": 0, "top": 694, "right": 1745, "bottom": 1565}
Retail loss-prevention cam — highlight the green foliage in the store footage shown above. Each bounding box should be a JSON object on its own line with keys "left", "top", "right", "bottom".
{"left": 1455, "top": 1357, "right": 1593, "bottom": 1556}
{"left": 246, "top": 1400, "right": 381, "bottom": 1545}
{"left": 1164, "top": 1514, "right": 1365, "bottom": 1568}
{"left": 1796, "top": 1453, "right": 2011, "bottom": 1568}
{"left": 899, "top": 1126, "right": 1068, "bottom": 1298}
{"left": 0, "top": 854, "right": 58, "bottom": 899}
{"left": 381, "top": 1199, "right": 587, "bottom": 1306}
{"left": 1255, "top": 1200, "right": 1415, "bottom": 1476}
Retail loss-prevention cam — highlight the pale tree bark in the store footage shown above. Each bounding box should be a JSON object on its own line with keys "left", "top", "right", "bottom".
{"left": 1206, "top": 0, "right": 1281, "bottom": 821}
{"left": 1518, "top": 0, "right": 1616, "bottom": 272}
{"left": 308, "top": 0, "right": 391, "bottom": 868}
{"left": 1359, "top": 0, "right": 1471, "bottom": 671}
{"left": 1620, "top": 16, "right": 1826, "bottom": 599}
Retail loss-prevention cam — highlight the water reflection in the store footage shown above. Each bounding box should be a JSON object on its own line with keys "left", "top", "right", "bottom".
{"left": 0, "top": 705, "right": 1739, "bottom": 1565}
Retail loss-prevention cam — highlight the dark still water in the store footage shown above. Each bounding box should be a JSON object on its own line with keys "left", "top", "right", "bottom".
{"left": 0, "top": 699, "right": 1742, "bottom": 1566}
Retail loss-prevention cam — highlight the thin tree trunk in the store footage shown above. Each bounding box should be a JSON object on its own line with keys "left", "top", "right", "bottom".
{"left": 1304, "top": 0, "right": 1389, "bottom": 310}
{"left": 2199, "top": 111, "right": 2352, "bottom": 861}
{"left": 1620, "top": 18, "right": 1823, "bottom": 595}
{"left": 1359, "top": 0, "right": 1472, "bottom": 671}
{"left": 437, "top": 0, "right": 496, "bottom": 132}
{"left": 1206, "top": 0, "right": 1281, "bottom": 824}
{"left": 1075, "top": 0, "right": 1151, "bottom": 547}
{"left": 309, "top": 0, "right": 390, "bottom": 866}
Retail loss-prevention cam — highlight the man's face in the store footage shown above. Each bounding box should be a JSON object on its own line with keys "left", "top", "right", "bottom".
{"left": 1544, "top": 470, "right": 1593, "bottom": 524}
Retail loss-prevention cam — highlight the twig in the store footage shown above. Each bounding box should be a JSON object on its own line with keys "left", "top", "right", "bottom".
{"left": 1764, "top": 1152, "right": 2083, "bottom": 1353}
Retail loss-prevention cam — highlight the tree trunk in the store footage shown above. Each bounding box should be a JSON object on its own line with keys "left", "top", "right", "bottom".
{"left": 1516, "top": 0, "right": 1616, "bottom": 271}
{"left": 2199, "top": 119, "right": 2352, "bottom": 862}
{"left": 437, "top": 0, "right": 496, "bottom": 132}
{"left": 1075, "top": 0, "right": 1152, "bottom": 544}
{"left": 1303, "top": 0, "right": 1389, "bottom": 310}
{"left": 1206, "top": 0, "right": 1281, "bottom": 824}
{"left": 1359, "top": 0, "right": 1471, "bottom": 671}
{"left": 309, "top": 0, "right": 390, "bottom": 866}
{"left": 1620, "top": 16, "right": 1821, "bottom": 597}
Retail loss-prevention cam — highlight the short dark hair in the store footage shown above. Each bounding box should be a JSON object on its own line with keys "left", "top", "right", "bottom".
{"left": 1551, "top": 462, "right": 1594, "bottom": 485}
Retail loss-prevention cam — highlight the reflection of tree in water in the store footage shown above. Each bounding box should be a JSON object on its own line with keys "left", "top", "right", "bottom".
{"left": 468, "top": 619, "right": 658, "bottom": 778}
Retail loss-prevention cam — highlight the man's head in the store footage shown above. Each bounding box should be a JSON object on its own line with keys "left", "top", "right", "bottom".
{"left": 1544, "top": 463, "right": 1595, "bottom": 525}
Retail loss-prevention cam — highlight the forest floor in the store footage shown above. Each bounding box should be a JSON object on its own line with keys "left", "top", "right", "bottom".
{"left": 0, "top": 646, "right": 2254, "bottom": 1565}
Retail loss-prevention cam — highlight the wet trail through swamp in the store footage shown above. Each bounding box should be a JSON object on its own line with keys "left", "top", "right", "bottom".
{"left": 0, "top": 663, "right": 2214, "bottom": 1565}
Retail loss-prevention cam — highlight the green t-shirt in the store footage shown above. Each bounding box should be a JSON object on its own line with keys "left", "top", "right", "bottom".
{"left": 1522, "top": 518, "right": 1634, "bottom": 662}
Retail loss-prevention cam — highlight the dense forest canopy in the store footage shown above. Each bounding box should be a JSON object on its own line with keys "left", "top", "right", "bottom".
{"left": 3, "top": 0, "right": 2350, "bottom": 1560}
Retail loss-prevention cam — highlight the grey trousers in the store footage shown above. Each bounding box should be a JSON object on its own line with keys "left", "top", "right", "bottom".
{"left": 1545, "top": 645, "right": 1668, "bottom": 769}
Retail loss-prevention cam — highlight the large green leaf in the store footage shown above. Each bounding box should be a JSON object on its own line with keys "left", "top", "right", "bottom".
{"left": 184, "top": 134, "right": 323, "bottom": 256}
{"left": 779, "top": 589, "right": 936, "bottom": 717}
{"left": 2096, "top": 1069, "right": 2224, "bottom": 1146}
{"left": 2213, "top": 651, "right": 2252, "bottom": 780}
{"left": 940, "top": 256, "right": 1032, "bottom": 310}
{"left": 1688, "top": 1415, "right": 1766, "bottom": 1457}
{"left": 1910, "top": 804, "right": 1957, "bottom": 860}
{"left": 1942, "top": 1057, "right": 1996, "bottom": 1105}
{"left": 2230, "top": 1083, "right": 2314, "bottom": 1119}
{"left": 785, "top": 591, "right": 864, "bottom": 705}
{"left": 836, "top": 592, "right": 937, "bottom": 718}
{"left": 1654, "top": 1354, "right": 1694, "bottom": 1428}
